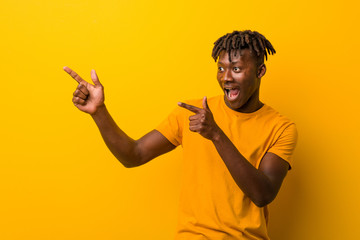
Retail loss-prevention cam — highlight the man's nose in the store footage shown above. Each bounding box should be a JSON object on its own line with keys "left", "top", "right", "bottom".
{"left": 222, "top": 69, "right": 233, "bottom": 82}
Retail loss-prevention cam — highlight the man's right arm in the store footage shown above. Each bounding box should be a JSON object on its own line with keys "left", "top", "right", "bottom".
{"left": 91, "top": 105, "right": 176, "bottom": 167}
{"left": 64, "top": 67, "right": 176, "bottom": 167}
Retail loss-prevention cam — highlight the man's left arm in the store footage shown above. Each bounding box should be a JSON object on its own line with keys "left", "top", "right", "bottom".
{"left": 178, "top": 97, "right": 291, "bottom": 207}
{"left": 211, "top": 133, "right": 289, "bottom": 207}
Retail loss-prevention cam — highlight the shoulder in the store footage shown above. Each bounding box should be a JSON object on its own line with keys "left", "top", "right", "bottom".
{"left": 261, "top": 105, "right": 298, "bottom": 167}
{"left": 263, "top": 105, "right": 298, "bottom": 143}
{"left": 260, "top": 105, "right": 298, "bottom": 148}
{"left": 261, "top": 104, "right": 297, "bottom": 131}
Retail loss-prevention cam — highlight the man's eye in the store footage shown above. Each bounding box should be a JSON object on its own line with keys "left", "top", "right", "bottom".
{"left": 233, "top": 67, "right": 240, "bottom": 72}
{"left": 218, "top": 67, "right": 224, "bottom": 71}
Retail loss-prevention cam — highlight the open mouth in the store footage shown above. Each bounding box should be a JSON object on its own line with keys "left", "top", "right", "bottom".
{"left": 224, "top": 88, "right": 240, "bottom": 101}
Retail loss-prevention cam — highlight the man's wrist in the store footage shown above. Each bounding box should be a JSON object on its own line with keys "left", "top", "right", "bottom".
{"left": 211, "top": 127, "right": 224, "bottom": 142}
{"left": 90, "top": 104, "right": 107, "bottom": 118}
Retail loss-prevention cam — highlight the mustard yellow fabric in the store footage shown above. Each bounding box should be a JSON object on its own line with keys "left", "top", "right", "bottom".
{"left": 156, "top": 95, "right": 298, "bottom": 240}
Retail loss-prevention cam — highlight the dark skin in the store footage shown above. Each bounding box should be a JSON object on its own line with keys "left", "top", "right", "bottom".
{"left": 63, "top": 67, "right": 175, "bottom": 168}
{"left": 217, "top": 49, "right": 265, "bottom": 113}
{"left": 64, "top": 50, "right": 289, "bottom": 207}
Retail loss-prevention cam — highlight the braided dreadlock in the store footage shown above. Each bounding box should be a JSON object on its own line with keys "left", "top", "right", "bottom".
{"left": 212, "top": 30, "right": 276, "bottom": 65}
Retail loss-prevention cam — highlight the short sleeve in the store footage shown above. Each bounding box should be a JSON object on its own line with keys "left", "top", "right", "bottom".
{"left": 267, "top": 123, "right": 298, "bottom": 169}
{"left": 155, "top": 107, "right": 184, "bottom": 147}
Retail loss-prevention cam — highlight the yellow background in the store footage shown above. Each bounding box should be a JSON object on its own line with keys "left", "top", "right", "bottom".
{"left": 1, "top": 0, "right": 359, "bottom": 239}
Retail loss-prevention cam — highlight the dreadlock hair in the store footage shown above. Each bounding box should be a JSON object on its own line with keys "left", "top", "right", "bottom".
{"left": 212, "top": 30, "right": 276, "bottom": 65}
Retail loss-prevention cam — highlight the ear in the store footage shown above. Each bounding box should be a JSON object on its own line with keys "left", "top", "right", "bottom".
{"left": 257, "top": 63, "right": 266, "bottom": 78}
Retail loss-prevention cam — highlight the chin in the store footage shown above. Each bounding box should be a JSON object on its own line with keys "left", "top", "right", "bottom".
{"left": 224, "top": 98, "right": 244, "bottom": 111}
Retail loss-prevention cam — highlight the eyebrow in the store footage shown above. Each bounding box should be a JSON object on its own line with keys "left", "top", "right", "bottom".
{"left": 218, "top": 61, "right": 240, "bottom": 64}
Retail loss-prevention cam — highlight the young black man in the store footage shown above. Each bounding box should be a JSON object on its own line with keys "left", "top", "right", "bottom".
{"left": 64, "top": 30, "right": 298, "bottom": 240}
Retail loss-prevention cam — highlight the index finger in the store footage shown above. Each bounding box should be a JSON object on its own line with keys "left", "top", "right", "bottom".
{"left": 178, "top": 102, "right": 202, "bottom": 113}
{"left": 63, "top": 66, "right": 86, "bottom": 84}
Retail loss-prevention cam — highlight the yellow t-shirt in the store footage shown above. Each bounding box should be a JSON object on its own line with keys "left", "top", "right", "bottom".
{"left": 156, "top": 95, "right": 298, "bottom": 240}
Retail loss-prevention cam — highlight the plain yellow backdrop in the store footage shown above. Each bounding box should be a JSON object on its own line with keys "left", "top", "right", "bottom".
{"left": 1, "top": 0, "right": 359, "bottom": 239}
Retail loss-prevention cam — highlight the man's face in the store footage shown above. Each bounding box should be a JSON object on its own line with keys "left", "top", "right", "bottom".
{"left": 217, "top": 49, "right": 265, "bottom": 112}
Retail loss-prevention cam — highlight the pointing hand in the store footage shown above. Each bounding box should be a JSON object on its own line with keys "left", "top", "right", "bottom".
{"left": 63, "top": 66, "right": 105, "bottom": 115}
{"left": 178, "top": 97, "right": 221, "bottom": 141}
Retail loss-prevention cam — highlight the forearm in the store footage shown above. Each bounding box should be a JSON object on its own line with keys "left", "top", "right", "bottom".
{"left": 212, "top": 130, "right": 275, "bottom": 207}
{"left": 90, "top": 105, "right": 141, "bottom": 167}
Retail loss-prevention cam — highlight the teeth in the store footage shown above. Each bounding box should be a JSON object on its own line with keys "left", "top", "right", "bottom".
{"left": 225, "top": 89, "right": 230, "bottom": 97}
{"left": 225, "top": 88, "right": 240, "bottom": 100}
